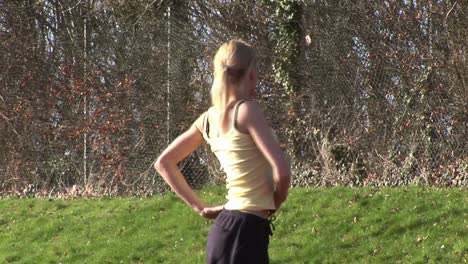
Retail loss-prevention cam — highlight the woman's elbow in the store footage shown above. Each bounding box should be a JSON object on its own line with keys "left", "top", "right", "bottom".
{"left": 154, "top": 155, "right": 168, "bottom": 174}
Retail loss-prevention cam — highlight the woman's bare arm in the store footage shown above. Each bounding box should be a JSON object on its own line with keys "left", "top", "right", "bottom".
{"left": 154, "top": 114, "right": 222, "bottom": 219}
{"left": 237, "top": 101, "right": 291, "bottom": 209}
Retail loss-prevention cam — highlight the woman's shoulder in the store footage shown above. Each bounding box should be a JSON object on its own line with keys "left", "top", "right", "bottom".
{"left": 193, "top": 107, "right": 212, "bottom": 133}
{"left": 237, "top": 100, "right": 264, "bottom": 118}
{"left": 236, "top": 100, "right": 267, "bottom": 132}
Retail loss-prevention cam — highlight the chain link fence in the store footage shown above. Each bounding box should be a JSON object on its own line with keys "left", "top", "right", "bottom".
{"left": 0, "top": 1, "right": 467, "bottom": 197}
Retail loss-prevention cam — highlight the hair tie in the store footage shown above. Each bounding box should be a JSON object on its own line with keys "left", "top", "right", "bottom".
{"left": 222, "top": 64, "right": 231, "bottom": 72}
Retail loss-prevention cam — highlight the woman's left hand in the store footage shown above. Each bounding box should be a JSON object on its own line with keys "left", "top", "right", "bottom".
{"left": 200, "top": 205, "right": 224, "bottom": 219}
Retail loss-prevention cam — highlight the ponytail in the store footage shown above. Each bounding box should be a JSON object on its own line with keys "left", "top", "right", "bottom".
{"left": 210, "top": 39, "right": 256, "bottom": 113}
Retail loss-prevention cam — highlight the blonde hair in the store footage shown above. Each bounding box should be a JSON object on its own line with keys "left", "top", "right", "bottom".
{"left": 211, "top": 39, "right": 256, "bottom": 112}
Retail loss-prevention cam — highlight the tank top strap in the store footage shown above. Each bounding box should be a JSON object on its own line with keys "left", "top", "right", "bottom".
{"left": 232, "top": 100, "right": 246, "bottom": 130}
{"left": 203, "top": 108, "right": 211, "bottom": 139}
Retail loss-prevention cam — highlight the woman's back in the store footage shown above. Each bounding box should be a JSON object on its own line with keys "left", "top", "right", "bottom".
{"left": 155, "top": 39, "right": 290, "bottom": 264}
{"left": 202, "top": 100, "right": 276, "bottom": 211}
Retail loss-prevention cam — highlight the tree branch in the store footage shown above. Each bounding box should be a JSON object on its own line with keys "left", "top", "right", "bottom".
{"left": 0, "top": 112, "right": 21, "bottom": 138}
{"left": 445, "top": 1, "right": 457, "bottom": 20}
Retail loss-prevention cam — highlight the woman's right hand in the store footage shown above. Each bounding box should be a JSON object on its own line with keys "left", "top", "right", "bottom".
{"left": 200, "top": 205, "right": 224, "bottom": 219}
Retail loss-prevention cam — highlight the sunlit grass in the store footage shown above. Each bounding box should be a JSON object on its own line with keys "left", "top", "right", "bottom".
{"left": 0, "top": 187, "right": 466, "bottom": 263}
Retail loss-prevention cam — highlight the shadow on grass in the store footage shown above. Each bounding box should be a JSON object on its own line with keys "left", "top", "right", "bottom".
{"left": 4, "top": 255, "right": 21, "bottom": 263}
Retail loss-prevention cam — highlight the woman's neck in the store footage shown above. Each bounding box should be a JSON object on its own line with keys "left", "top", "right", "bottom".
{"left": 226, "top": 93, "right": 250, "bottom": 107}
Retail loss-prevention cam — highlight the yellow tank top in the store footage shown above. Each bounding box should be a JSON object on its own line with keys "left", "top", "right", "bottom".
{"left": 202, "top": 101, "right": 275, "bottom": 211}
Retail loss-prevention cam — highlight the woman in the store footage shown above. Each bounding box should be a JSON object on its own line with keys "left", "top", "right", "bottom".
{"left": 155, "top": 39, "right": 290, "bottom": 264}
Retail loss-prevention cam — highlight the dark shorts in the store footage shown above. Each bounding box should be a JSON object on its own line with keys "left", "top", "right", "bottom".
{"left": 206, "top": 210, "right": 272, "bottom": 264}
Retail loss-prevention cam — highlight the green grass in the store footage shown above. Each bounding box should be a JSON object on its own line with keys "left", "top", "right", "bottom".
{"left": 0, "top": 187, "right": 466, "bottom": 263}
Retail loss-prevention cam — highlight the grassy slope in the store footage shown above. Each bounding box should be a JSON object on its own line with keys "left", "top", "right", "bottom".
{"left": 0, "top": 187, "right": 466, "bottom": 264}
{"left": 270, "top": 187, "right": 466, "bottom": 264}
